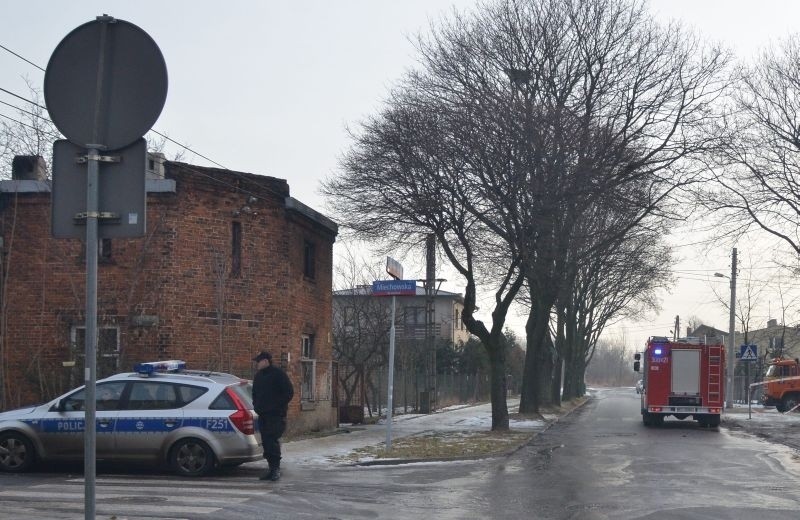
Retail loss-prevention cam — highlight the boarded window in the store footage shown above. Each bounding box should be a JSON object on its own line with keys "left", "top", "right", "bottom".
{"left": 72, "top": 326, "right": 120, "bottom": 378}
{"left": 302, "top": 334, "right": 314, "bottom": 359}
{"left": 303, "top": 240, "right": 316, "bottom": 279}
{"left": 231, "top": 221, "right": 242, "bottom": 278}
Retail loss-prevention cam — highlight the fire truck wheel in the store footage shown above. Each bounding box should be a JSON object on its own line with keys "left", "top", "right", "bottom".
{"left": 700, "top": 415, "right": 720, "bottom": 427}
{"left": 782, "top": 394, "right": 799, "bottom": 413}
{"left": 642, "top": 412, "right": 663, "bottom": 426}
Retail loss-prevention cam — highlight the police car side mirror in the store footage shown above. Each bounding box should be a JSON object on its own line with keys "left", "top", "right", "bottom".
{"left": 633, "top": 361, "right": 641, "bottom": 372}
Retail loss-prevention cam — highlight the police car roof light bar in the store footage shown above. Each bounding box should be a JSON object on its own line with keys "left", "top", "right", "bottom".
{"left": 134, "top": 360, "right": 187, "bottom": 376}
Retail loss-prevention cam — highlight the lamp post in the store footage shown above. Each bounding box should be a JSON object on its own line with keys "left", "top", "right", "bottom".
{"left": 715, "top": 247, "right": 737, "bottom": 409}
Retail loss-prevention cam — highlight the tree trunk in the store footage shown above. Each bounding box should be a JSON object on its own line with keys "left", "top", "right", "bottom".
{"left": 536, "top": 333, "right": 556, "bottom": 407}
{"left": 487, "top": 339, "right": 509, "bottom": 431}
{"left": 551, "top": 354, "right": 562, "bottom": 407}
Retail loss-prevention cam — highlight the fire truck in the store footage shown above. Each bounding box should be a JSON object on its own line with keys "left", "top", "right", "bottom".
{"left": 633, "top": 336, "right": 725, "bottom": 427}
{"left": 760, "top": 357, "right": 800, "bottom": 412}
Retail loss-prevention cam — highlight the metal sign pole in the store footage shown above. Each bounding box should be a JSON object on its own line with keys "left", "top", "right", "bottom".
{"left": 84, "top": 147, "right": 99, "bottom": 520}
{"left": 386, "top": 295, "right": 396, "bottom": 451}
{"left": 45, "top": 16, "right": 166, "bottom": 517}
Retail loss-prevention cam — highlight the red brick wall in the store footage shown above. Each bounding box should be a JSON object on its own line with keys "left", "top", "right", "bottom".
{"left": 0, "top": 163, "right": 336, "bottom": 432}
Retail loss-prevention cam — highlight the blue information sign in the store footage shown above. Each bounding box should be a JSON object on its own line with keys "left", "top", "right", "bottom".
{"left": 738, "top": 344, "right": 758, "bottom": 361}
{"left": 372, "top": 280, "right": 417, "bottom": 296}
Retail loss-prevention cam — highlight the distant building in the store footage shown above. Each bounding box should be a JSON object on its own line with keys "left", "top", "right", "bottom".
{"left": 735, "top": 319, "right": 800, "bottom": 360}
{"left": 333, "top": 285, "right": 471, "bottom": 347}
{"left": 0, "top": 156, "right": 338, "bottom": 434}
{"left": 686, "top": 324, "right": 728, "bottom": 345}
{"left": 689, "top": 320, "right": 800, "bottom": 361}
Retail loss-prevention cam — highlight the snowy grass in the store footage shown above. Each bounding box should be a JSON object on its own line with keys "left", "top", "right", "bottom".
{"left": 333, "top": 430, "right": 534, "bottom": 463}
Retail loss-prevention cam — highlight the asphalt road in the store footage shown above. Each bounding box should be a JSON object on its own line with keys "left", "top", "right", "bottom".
{"left": 2, "top": 388, "right": 799, "bottom": 519}
{"left": 465, "top": 387, "right": 800, "bottom": 519}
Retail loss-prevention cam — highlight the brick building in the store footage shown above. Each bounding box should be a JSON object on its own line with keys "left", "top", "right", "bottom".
{"left": 0, "top": 157, "right": 338, "bottom": 434}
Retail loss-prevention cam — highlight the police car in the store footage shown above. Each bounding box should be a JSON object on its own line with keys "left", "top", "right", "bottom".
{"left": 0, "top": 361, "right": 261, "bottom": 477}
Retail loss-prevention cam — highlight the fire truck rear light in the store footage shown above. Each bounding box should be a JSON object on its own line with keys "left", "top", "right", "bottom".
{"left": 710, "top": 408, "right": 720, "bottom": 413}
{"left": 650, "top": 407, "right": 662, "bottom": 412}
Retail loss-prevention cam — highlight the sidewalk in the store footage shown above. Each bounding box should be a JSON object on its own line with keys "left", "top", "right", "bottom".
{"left": 263, "top": 398, "right": 582, "bottom": 469}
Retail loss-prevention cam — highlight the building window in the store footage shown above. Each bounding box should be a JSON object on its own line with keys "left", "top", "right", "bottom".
{"left": 71, "top": 326, "right": 120, "bottom": 378}
{"left": 403, "top": 306, "right": 427, "bottom": 339}
{"left": 99, "top": 238, "right": 112, "bottom": 262}
{"left": 303, "top": 240, "right": 316, "bottom": 279}
{"left": 301, "top": 334, "right": 314, "bottom": 359}
{"left": 342, "top": 306, "right": 356, "bottom": 332}
{"left": 300, "top": 334, "right": 315, "bottom": 402}
{"left": 300, "top": 360, "right": 316, "bottom": 402}
{"left": 404, "top": 306, "right": 426, "bottom": 326}
{"left": 231, "top": 221, "right": 242, "bottom": 278}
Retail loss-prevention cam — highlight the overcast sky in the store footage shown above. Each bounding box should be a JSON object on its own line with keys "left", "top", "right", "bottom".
{"left": 3, "top": 0, "right": 800, "bottom": 349}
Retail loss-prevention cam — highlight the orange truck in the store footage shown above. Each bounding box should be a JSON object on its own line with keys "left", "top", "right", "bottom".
{"left": 634, "top": 336, "right": 724, "bottom": 427}
{"left": 760, "top": 358, "right": 800, "bottom": 412}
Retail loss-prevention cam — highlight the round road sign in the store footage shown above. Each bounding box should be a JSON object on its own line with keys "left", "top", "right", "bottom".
{"left": 44, "top": 16, "right": 168, "bottom": 151}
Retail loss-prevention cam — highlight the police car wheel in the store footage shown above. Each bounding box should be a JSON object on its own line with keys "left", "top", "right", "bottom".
{"left": 0, "top": 432, "right": 35, "bottom": 472}
{"left": 170, "top": 438, "right": 215, "bottom": 477}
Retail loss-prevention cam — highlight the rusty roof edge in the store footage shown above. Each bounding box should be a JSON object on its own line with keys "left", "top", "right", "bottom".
{"left": 0, "top": 179, "right": 176, "bottom": 193}
{"left": 285, "top": 196, "right": 339, "bottom": 236}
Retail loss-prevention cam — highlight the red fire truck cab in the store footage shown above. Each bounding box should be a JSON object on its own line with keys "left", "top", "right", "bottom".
{"left": 633, "top": 336, "right": 725, "bottom": 427}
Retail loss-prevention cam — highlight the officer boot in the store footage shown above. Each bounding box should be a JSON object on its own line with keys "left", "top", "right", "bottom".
{"left": 258, "top": 466, "right": 274, "bottom": 481}
{"left": 269, "top": 466, "right": 281, "bottom": 481}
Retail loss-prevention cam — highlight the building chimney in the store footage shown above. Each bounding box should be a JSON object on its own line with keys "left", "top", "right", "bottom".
{"left": 146, "top": 152, "right": 166, "bottom": 179}
{"left": 11, "top": 155, "right": 47, "bottom": 181}
{"left": 767, "top": 318, "right": 778, "bottom": 328}
{"left": 686, "top": 326, "right": 692, "bottom": 336}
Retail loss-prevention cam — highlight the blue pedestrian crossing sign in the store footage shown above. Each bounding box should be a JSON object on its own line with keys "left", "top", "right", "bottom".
{"left": 739, "top": 344, "right": 758, "bottom": 361}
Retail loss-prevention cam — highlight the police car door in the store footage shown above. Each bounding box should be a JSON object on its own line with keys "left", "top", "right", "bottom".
{"left": 115, "top": 381, "right": 183, "bottom": 462}
{"left": 38, "top": 381, "right": 124, "bottom": 460}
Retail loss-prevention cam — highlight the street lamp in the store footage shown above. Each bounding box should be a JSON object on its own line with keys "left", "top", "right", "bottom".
{"left": 715, "top": 249, "right": 737, "bottom": 410}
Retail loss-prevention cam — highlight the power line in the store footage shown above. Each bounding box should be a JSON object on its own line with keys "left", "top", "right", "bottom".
{"left": 0, "top": 46, "right": 229, "bottom": 172}
{"left": 0, "top": 86, "right": 45, "bottom": 110}
{"left": 149, "top": 129, "right": 227, "bottom": 170}
{"left": 0, "top": 112, "right": 37, "bottom": 130}
{"left": 673, "top": 266, "right": 788, "bottom": 273}
{"left": 0, "top": 43, "right": 45, "bottom": 72}
{"left": 0, "top": 98, "right": 42, "bottom": 119}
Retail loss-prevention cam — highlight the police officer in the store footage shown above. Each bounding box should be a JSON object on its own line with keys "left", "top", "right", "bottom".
{"left": 252, "top": 350, "right": 294, "bottom": 481}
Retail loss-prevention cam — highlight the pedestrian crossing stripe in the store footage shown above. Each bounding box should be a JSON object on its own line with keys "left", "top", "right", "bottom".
{"left": 0, "top": 476, "right": 264, "bottom": 519}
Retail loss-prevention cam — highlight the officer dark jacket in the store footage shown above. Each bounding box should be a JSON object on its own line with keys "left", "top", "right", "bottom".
{"left": 252, "top": 365, "right": 294, "bottom": 418}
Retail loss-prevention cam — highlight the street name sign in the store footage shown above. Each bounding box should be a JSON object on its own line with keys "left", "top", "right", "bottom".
{"left": 372, "top": 279, "right": 416, "bottom": 296}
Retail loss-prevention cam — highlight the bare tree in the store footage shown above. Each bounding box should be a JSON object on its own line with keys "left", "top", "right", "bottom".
{"left": 710, "top": 255, "right": 766, "bottom": 345}
{"left": 323, "top": 0, "right": 727, "bottom": 426}
{"left": 705, "top": 35, "right": 800, "bottom": 254}
{"left": 0, "top": 79, "right": 60, "bottom": 179}
{"left": 686, "top": 315, "right": 705, "bottom": 335}
{"left": 558, "top": 221, "right": 672, "bottom": 400}
{"left": 331, "top": 246, "right": 394, "bottom": 414}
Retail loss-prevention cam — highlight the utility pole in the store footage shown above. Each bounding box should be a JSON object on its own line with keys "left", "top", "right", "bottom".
{"left": 423, "top": 234, "right": 436, "bottom": 413}
{"left": 674, "top": 315, "right": 680, "bottom": 340}
{"left": 727, "top": 248, "right": 737, "bottom": 409}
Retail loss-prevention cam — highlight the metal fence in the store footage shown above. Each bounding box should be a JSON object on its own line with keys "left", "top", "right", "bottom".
{"left": 359, "top": 369, "right": 501, "bottom": 418}
{"left": 732, "top": 374, "right": 763, "bottom": 405}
